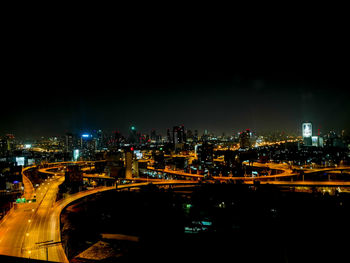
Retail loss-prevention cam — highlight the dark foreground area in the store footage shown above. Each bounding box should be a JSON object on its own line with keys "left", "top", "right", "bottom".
{"left": 61, "top": 183, "right": 350, "bottom": 263}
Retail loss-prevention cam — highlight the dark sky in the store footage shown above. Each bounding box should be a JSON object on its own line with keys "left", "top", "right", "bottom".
{"left": 1, "top": 20, "right": 349, "bottom": 139}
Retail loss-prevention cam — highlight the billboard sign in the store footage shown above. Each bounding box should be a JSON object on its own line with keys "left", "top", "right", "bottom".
{"left": 73, "top": 149, "right": 80, "bottom": 161}
{"left": 134, "top": 150, "right": 143, "bottom": 159}
{"left": 302, "top": 123, "right": 312, "bottom": 138}
{"left": 16, "top": 157, "right": 25, "bottom": 166}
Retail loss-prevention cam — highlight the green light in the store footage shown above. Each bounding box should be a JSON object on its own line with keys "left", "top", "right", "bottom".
{"left": 131, "top": 126, "right": 135, "bottom": 130}
{"left": 201, "top": 221, "right": 212, "bottom": 226}
{"left": 16, "top": 197, "right": 26, "bottom": 203}
{"left": 160, "top": 147, "right": 163, "bottom": 151}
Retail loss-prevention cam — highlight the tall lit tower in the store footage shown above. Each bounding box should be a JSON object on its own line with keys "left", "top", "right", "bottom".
{"left": 128, "top": 126, "right": 137, "bottom": 144}
{"left": 302, "top": 122, "right": 312, "bottom": 146}
{"left": 239, "top": 129, "right": 251, "bottom": 149}
{"left": 125, "top": 148, "right": 133, "bottom": 179}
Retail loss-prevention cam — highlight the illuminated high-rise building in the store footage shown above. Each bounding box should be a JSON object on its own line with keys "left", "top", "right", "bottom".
{"left": 194, "top": 130, "right": 198, "bottom": 142}
{"left": 95, "top": 129, "right": 106, "bottom": 150}
{"left": 128, "top": 126, "right": 137, "bottom": 144}
{"left": 311, "top": 136, "right": 324, "bottom": 147}
{"left": 186, "top": 129, "right": 193, "bottom": 142}
{"left": 80, "top": 133, "right": 96, "bottom": 159}
{"left": 150, "top": 129, "right": 157, "bottom": 143}
{"left": 65, "top": 133, "right": 76, "bottom": 153}
{"left": 172, "top": 125, "right": 185, "bottom": 144}
{"left": 239, "top": 129, "right": 251, "bottom": 149}
{"left": 196, "top": 142, "right": 214, "bottom": 167}
{"left": 302, "top": 122, "right": 312, "bottom": 146}
{"left": 167, "top": 128, "right": 172, "bottom": 143}
{"left": 173, "top": 127, "right": 178, "bottom": 144}
{"left": 0, "top": 137, "right": 7, "bottom": 156}
{"left": 125, "top": 149, "right": 133, "bottom": 179}
{"left": 109, "top": 130, "right": 124, "bottom": 149}
{"left": 0, "top": 134, "right": 16, "bottom": 155}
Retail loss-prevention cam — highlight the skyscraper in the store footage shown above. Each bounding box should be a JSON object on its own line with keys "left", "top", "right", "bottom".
{"left": 65, "top": 133, "right": 78, "bottom": 153}
{"left": 194, "top": 130, "right": 198, "bottom": 142}
{"left": 167, "top": 128, "right": 172, "bottom": 143}
{"left": 302, "top": 122, "right": 312, "bottom": 146}
{"left": 80, "top": 134, "right": 96, "bottom": 159}
{"left": 172, "top": 125, "right": 185, "bottom": 144}
{"left": 128, "top": 126, "right": 137, "bottom": 144}
{"left": 150, "top": 129, "right": 157, "bottom": 142}
{"left": 196, "top": 142, "right": 214, "bottom": 167}
{"left": 186, "top": 129, "right": 193, "bottom": 142}
{"left": 239, "top": 130, "right": 251, "bottom": 149}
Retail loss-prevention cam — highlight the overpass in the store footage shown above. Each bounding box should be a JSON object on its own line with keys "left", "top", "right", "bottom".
{"left": 299, "top": 166, "right": 350, "bottom": 174}
{"left": 2, "top": 160, "right": 350, "bottom": 262}
{"left": 0, "top": 162, "right": 200, "bottom": 262}
{"left": 37, "top": 166, "right": 115, "bottom": 182}
{"left": 116, "top": 180, "right": 200, "bottom": 190}
{"left": 0, "top": 162, "right": 113, "bottom": 262}
{"left": 22, "top": 166, "right": 36, "bottom": 200}
{"left": 245, "top": 180, "right": 350, "bottom": 187}
{"left": 146, "top": 162, "right": 297, "bottom": 182}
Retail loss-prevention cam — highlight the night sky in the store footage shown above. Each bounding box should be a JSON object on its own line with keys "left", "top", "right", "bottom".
{"left": 1, "top": 22, "right": 349, "bottom": 139}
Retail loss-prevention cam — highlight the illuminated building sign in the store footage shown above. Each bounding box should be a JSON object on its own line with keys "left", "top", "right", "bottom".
{"left": 82, "top": 134, "right": 91, "bottom": 138}
{"left": 134, "top": 150, "right": 143, "bottom": 159}
{"left": 302, "top": 123, "right": 312, "bottom": 138}
{"left": 16, "top": 157, "right": 25, "bottom": 166}
{"left": 312, "top": 136, "right": 318, "bottom": 147}
{"left": 73, "top": 149, "right": 80, "bottom": 161}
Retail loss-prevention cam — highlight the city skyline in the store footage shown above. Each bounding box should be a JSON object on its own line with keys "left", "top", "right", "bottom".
{"left": 2, "top": 68, "right": 349, "bottom": 138}
{"left": 2, "top": 13, "right": 349, "bottom": 139}
{"left": 1, "top": 122, "right": 347, "bottom": 142}
{"left": 2, "top": 13, "right": 350, "bottom": 263}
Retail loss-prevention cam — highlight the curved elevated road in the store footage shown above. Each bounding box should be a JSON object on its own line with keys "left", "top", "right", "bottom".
{"left": 1, "top": 160, "right": 349, "bottom": 262}
{"left": 0, "top": 163, "right": 114, "bottom": 262}
{"left": 0, "top": 162, "right": 201, "bottom": 262}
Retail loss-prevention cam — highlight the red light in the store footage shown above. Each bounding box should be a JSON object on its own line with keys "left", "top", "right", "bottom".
{"left": 130, "top": 147, "right": 134, "bottom": 151}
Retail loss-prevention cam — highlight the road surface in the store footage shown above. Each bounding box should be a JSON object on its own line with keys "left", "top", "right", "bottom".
{"left": 0, "top": 164, "right": 114, "bottom": 262}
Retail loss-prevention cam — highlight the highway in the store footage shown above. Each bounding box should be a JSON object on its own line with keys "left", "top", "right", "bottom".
{"left": 245, "top": 180, "right": 350, "bottom": 187}
{"left": 0, "top": 161, "right": 202, "bottom": 262}
{"left": 42, "top": 185, "right": 115, "bottom": 262}
{"left": 147, "top": 162, "right": 350, "bottom": 183}
{"left": 0, "top": 171, "right": 66, "bottom": 261}
{"left": 117, "top": 180, "right": 200, "bottom": 189}
{"left": 22, "top": 166, "right": 36, "bottom": 200}
{"left": 0, "top": 166, "right": 37, "bottom": 257}
{"left": 0, "top": 163, "right": 114, "bottom": 262}
{"left": 23, "top": 175, "right": 66, "bottom": 261}
{"left": 1, "top": 160, "right": 350, "bottom": 262}
{"left": 147, "top": 162, "right": 296, "bottom": 181}
{"left": 0, "top": 162, "right": 190, "bottom": 262}
{"left": 38, "top": 166, "right": 115, "bottom": 181}
{"left": 302, "top": 166, "right": 350, "bottom": 174}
